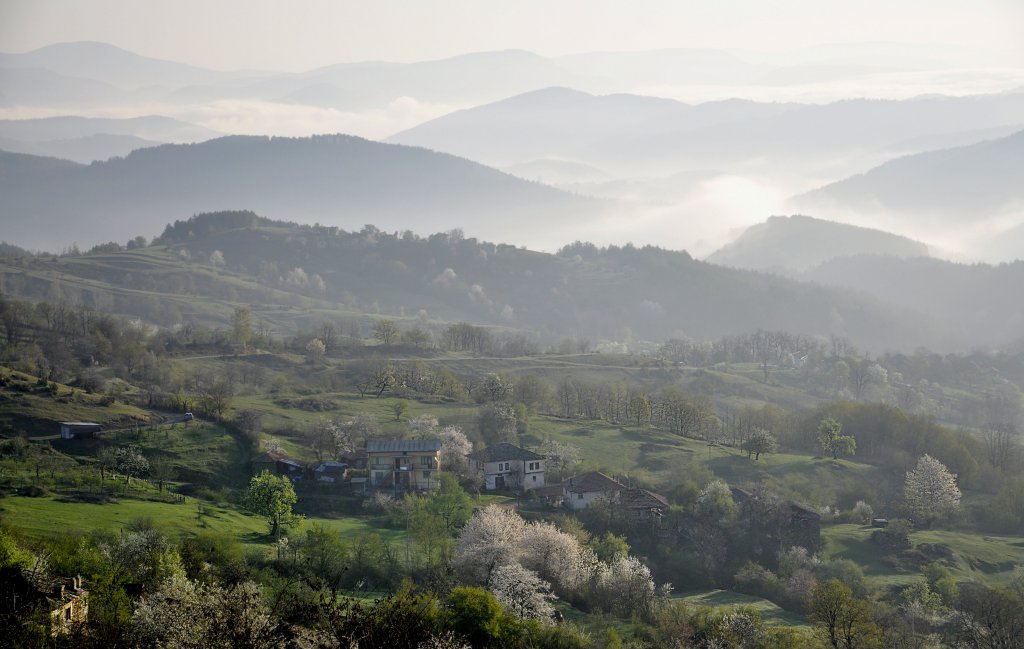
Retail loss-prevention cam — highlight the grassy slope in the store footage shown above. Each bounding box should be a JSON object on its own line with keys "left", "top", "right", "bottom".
{"left": 0, "top": 494, "right": 404, "bottom": 551}
{"left": 822, "top": 523, "right": 1024, "bottom": 590}
{"left": 677, "top": 589, "right": 808, "bottom": 627}
{"left": 0, "top": 370, "right": 151, "bottom": 436}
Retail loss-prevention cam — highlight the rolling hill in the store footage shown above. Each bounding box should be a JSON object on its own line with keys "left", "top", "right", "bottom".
{"left": 792, "top": 128, "right": 1024, "bottom": 226}
{"left": 0, "top": 134, "right": 602, "bottom": 252}
{"left": 791, "top": 128, "right": 1024, "bottom": 262}
{"left": 706, "top": 215, "right": 929, "bottom": 272}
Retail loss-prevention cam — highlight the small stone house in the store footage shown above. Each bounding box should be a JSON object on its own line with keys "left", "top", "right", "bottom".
{"left": 469, "top": 442, "right": 545, "bottom": 491}
{"left": 49, "top": 576, "right": 88, "bottom": 635}
{"left": 366, "top": 439, "right": 441, "bottom": 491}
{"left": 0, "top": 569, "right": 88, "bottom": 636}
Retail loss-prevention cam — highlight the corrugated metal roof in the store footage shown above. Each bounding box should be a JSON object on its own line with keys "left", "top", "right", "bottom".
{"left": 366, "top": 439, "right": 442, "bottom": 453}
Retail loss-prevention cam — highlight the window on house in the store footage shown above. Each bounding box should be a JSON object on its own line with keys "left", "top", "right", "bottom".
{"left": 420, "top": 456, "right": 432, "bottom": 466}
{"left": 577, "top": 493, "right": 583, "bottom": 499}
{"left": 532, "top": 475, "right": 537, "bottom": 482}
{"left": 422, "top": 471, "right": 431, "bottom": 479}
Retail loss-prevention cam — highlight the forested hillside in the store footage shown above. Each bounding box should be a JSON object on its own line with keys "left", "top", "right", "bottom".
{"left": 706, "top": 215, "right": 929, "bottom": 272}
{"left": 0, "top": 211, "right": 956, "bottom": 350}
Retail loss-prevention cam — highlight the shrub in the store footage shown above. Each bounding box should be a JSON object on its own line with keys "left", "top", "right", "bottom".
{"left": 850, "top": 500, "right": 874, "bottom": 525}
{"left": 871, "top": 518, "right": 912, "bottom": 552}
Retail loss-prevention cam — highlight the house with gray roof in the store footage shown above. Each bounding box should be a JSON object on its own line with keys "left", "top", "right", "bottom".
{"left": 366, "top": 439, "right": 441, "bottom": 491}
{"left": 469, "top": 442, "right": 545, "bottom": 491}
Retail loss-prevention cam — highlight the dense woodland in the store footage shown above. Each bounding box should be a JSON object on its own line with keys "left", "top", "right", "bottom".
{"left": 1, "top": 214, "right": 1024, "bottom": 647}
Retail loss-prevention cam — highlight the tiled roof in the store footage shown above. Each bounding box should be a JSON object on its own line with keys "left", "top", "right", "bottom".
{"left": 532, "top": 484, "right": 565, "bottom": 498}
{"left": 366, "top": 439, "right": 442, "bottom": 453}
{"left": 252, "top": 450, "right": 286, "bottom": 462}
{"left": 565, "top": 471, "right": 625, "bottom": 494}
{"left": 622, "top": 488, "right": 669, "bottom": 510}
{"left": 471, "top": 442, "right": 544, "bottom": 462}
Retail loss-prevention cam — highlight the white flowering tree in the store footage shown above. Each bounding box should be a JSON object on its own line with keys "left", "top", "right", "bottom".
{"left": 598, "top": 554, "right": 664, "bottom": 618}
{"left": 305, "top": 337, "right": 326, "bottom": 362}
{"left": 453, "top": 505, "right": 528, "bottom": 586}
{"left": 904, "top": 454, "right": 961, "bottom": 524}
{"left": 409, "top": 414, "right": 440, "bottom": 438}
{"left": 537, "top": 439, "right": 581, "bottom": 480}
{"left": 439, "top": 425, "right": 474, "bottom": 484}
{"left": 520, "top": 520, "right": 593, "bottom": 592}
{"left": 489, "top": 563, "right": 555, "bottom": 620}
{"left": 133, "top": 575, "right": 284, "bottom": 648}
{"left": 454, "top": 505, "right": 665, "bottom": 618}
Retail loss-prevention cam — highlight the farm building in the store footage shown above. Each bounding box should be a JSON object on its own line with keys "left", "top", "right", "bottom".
{"left": 59, "top": 422, "right": 101, "bottom": 439}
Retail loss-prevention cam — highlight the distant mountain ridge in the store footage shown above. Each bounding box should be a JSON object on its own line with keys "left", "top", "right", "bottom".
{"left": 0, "top": 115, "right": 220, "bottom": 143}
{"left": 0, "top": 115, "right": 222, "bottom": 163}
{"left": 388, "top": 87, "right": 1024, "bottom": 176}
{"left": 0, "top": 41, "right": 232, "bottom": 89}
{"left": 706, "top": 215, "right": 929, "bottom": 272}
{"left": 0, "top": 134, "right": 602, "bottom": 252}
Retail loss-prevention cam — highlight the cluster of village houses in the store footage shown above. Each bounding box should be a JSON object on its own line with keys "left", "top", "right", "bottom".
{"left": 27, "top": 431, "right": 821, "bottom": 635}
{"left": 251, "top": 439, "right": 672, "bottom": 522}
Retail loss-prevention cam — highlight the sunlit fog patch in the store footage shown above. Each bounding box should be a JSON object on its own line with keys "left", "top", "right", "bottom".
{"left": 176, "top": 97, "right": 463, "bottom": 140}
{"left": 551, "top": 174, "right": 786, "bottom": 257}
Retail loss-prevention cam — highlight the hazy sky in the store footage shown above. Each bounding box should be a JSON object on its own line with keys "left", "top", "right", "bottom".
{"left": 2, "top": 0, "right": 1022, "bottom": 70}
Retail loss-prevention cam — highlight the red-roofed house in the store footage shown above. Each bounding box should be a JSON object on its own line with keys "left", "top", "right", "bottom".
{"left": 563, "top": 471, "right": 625, "bottom": 510}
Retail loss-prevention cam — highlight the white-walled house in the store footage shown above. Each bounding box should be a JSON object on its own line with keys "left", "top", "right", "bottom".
{"left": 563, "top": 471, "right": 625, "bottom": 510}
{"left": 470, "top": 442, "right": 545, "bottom": 491}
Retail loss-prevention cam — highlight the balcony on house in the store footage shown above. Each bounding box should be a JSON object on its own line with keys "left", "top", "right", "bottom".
{"left": 394, "top": 459, "right": 414, "bottom": 472}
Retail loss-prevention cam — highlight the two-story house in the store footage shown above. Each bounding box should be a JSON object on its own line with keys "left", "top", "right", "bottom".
{"left": 469, "top": 442, "right": 545, "bottom": 491}
{"left": 366, "top": 439, "right": 441, "bottom": 491}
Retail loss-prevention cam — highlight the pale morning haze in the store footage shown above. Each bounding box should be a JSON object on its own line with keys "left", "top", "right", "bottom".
{"left": 4, "top": 3, "right": 1024, "bottom": 643}
{"left": 1, "top": 0, "right": 1022, "bottom": 258}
